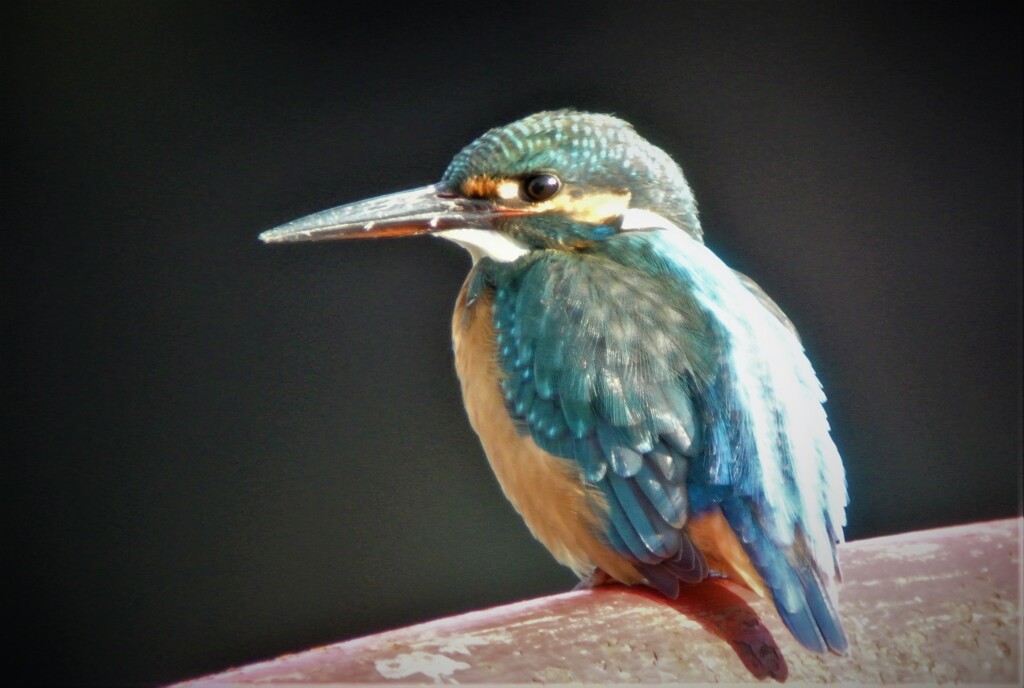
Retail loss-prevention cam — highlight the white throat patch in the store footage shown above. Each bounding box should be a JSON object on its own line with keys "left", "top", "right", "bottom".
{"left": 436, "top": 228, "right": 530, "bottom": 264}
{"left": 437, "top": 208, "right": 681, "bottom": 263}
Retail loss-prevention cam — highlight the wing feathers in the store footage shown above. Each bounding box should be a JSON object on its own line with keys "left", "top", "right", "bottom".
{"left": 634, "top": 461, "right": 688, "bottom": 528}
{"left": 478, "top": 240, "right": 847, "bottom": 654}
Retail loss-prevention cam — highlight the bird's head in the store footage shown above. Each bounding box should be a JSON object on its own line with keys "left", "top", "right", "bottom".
{"left": 260, "top": 110, "right": 702, "bottom": 261}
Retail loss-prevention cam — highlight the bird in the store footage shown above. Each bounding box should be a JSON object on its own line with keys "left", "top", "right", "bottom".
{"left": 260, "top": 109, "right": 849, "bottom": 654}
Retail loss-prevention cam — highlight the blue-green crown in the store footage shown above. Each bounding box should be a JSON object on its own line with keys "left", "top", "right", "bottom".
{"left": 442, "top": 109, "right": 703, "bottom": 239}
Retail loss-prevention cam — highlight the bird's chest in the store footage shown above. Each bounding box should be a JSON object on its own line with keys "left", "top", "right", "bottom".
{"left": 449, "top": 275, "right": 640, "bottom": 583}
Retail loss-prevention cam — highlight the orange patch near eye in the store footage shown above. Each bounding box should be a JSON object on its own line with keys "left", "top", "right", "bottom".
{"left": 460, "top": 176, "right": 631, "bottom": 225}
{"left": 460, "top": 175, "right": 513, "bottom": 199}
{"left": 459, "top": 175, "right": 493, "bottom": 198}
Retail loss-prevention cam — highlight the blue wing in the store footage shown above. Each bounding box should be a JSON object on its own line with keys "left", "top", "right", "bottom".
{"left": 490, "top": 250, "right": 715, "bottom": 591}
{"left": 475, "top": 227, "right": 848, "bottom": 654}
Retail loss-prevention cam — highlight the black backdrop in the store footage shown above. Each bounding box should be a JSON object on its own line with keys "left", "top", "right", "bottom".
{"left": 6, "top": 3, "right": 1021, "bottom": 685}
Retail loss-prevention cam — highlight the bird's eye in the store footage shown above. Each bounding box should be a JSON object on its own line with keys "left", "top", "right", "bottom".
{"left": 522, "top": 174, "right": 561, "bottom": 202}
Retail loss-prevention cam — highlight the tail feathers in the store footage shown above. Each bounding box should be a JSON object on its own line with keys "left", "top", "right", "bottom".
{"left": 721, "top": 499, "right": 849, "bottom": 655}
{"left": 794, "top": 565, "right": 849, "bottom": 654}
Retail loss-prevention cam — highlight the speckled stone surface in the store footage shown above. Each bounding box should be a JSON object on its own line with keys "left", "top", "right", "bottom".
{"left": 178, "top": 518, "right": 1021, "bottom": 685}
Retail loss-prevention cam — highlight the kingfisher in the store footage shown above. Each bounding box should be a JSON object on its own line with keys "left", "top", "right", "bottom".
{"left": 261, "top": 110, "right": 849, "bottom": 654}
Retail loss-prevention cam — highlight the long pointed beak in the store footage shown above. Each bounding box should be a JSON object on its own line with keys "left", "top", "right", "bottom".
{"left": 259, "top": 184, "right": 512, "bottom": 244}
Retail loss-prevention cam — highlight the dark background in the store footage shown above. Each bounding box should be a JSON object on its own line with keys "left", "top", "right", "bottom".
{"left": 6, "top": 2, "right": 1021, "bottom": 685}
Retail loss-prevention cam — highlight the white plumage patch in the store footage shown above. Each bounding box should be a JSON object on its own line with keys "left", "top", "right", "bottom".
{"left": 621, "top": 207, "right": 683, "bottom": 232}
{"left": 436, "top": 228, "right": 529, "bottom": 264}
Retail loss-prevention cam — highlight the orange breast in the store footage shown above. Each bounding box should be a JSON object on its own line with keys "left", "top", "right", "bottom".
{"left": 450, "top": 278, "right": 642, "bottom": 585}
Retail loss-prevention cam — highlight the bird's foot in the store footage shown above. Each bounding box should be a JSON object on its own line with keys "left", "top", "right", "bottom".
{"left": 574, "top": 568, "right": 615, "bottom": 590}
